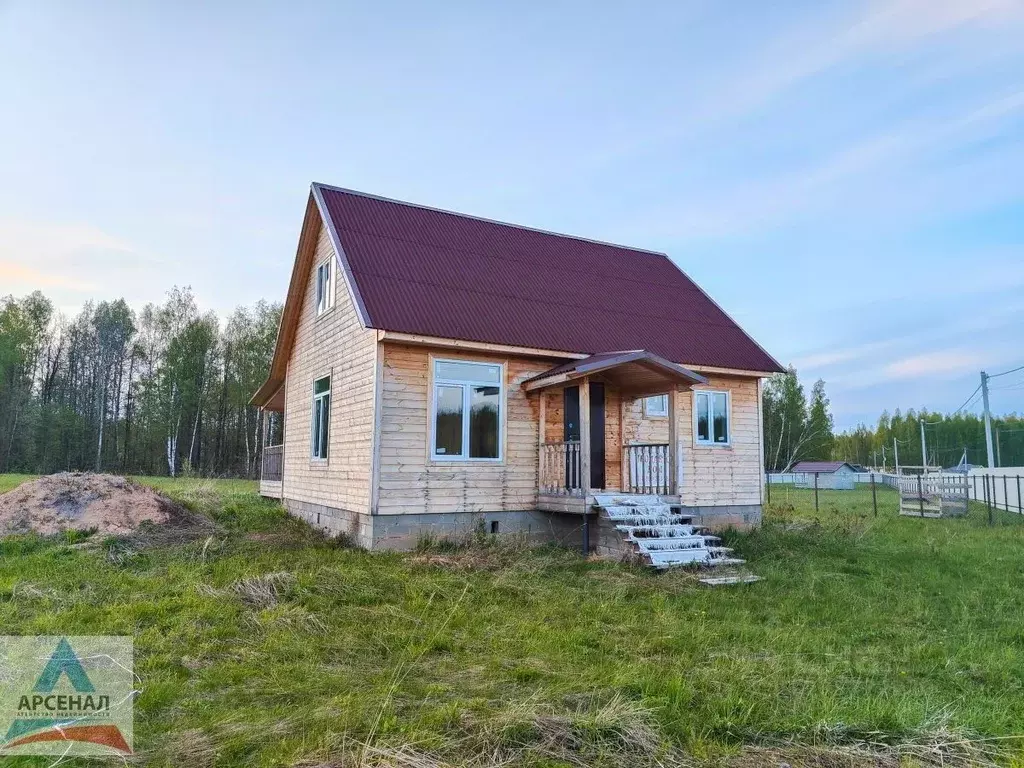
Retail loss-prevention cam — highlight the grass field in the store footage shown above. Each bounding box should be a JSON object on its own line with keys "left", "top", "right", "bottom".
{"left": 1, "top": 475, "right": 1024, "bottom": 766}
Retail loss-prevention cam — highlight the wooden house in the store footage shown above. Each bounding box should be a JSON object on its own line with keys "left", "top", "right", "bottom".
{"left": 251, "top": 184, "right": 783, "bottom": 553}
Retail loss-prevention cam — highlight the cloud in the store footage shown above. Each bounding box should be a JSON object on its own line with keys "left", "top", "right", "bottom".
{"left": 0, "top": 218, "right": 138, "bottom": 296}
{"left": 883, "top": 350, "right": 986, "bottom": 380}
{"left": 0, "top": 261, "right": 97, "bottom": 291}
{"left": 0, "top": 218, "right": 134, "bottom": 264}
{"left": 622, "top": 85, "right": 1024, "bottom": 240}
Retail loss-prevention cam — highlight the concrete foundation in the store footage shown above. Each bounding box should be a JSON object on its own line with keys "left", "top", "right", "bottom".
{"left": 282, "top": 497, "right": 759, "bottom": 554}
{"left": 283, "top": 498, "right": 584, "bottom": 551}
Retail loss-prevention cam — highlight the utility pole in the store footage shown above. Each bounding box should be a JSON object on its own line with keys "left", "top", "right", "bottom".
{"left": 894, "top": 437, "right": 900, "bottom": 476}
{"left": 920, "top": 420, "right": 928, "bottom": 471}
{"left": 981, "top": 371, "right": 996, "bottom": 469}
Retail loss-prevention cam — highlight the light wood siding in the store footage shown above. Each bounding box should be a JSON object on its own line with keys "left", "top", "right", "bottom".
{"left": 623, "top": 376, "right": 762, "bottom": 505}
{"left": 681, "top": 375, "right": 762, "bottom": 506}
{"left": 377, "top": 343, "right": 554, "bottom": 515}
{"left": 282, "top": 218, "right": 377, "bottom": 513}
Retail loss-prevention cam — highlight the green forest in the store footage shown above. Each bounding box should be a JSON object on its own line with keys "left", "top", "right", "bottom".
{"left": 3, "top": 288, "right": 1021, "bottom": 478}
{"left": 0, "top": 289, "right": 280, "bottom": 477}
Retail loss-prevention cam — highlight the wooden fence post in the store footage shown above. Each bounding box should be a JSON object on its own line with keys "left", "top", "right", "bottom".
{"left": 871, "top": 473, "right": 878, "bottom": 517}
{"left": 814, "top": 472, "right": 819, "bottom": 513}
{"left": 766, "top": 472, "right": 771, "bottom": 505}
{"left": 917, "top": 474, "right": 925, "bottom": 517}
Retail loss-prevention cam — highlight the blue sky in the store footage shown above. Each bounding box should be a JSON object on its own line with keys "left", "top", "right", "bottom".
{"left": 1, "top": 0, "right": 1022, "bottom": 429}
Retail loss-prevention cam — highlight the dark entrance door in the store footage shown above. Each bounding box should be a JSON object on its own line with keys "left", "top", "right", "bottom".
{"left": 563, "top": 383, "right": 606, "bottom": 490}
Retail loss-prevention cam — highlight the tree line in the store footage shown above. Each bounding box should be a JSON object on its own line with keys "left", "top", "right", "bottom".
{"left": 834, "top": 410, "right": 1024, "bottom": 470}
{"left": 762, "top": 366, "right": 1024, "bottom": 471}
{"left": 0, "top": 288, "right": 280, "bottom": 478}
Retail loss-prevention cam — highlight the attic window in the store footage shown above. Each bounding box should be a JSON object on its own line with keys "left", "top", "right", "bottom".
{"left": 315, "top": 259, "right": 334, "bottom": 316}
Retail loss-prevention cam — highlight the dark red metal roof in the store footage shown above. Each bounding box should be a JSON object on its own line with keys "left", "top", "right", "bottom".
{"left": 316, "top": 184, "right": 782, "bottom": 373}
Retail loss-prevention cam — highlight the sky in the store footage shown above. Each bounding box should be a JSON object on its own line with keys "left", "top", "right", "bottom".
{"left": 1, "top": 0, "right": 1022, "bottom": 430}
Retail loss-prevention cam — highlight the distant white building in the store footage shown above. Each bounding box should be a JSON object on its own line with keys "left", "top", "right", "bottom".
{"left": 790, "top": 461, "right": 857, "bottom": 490}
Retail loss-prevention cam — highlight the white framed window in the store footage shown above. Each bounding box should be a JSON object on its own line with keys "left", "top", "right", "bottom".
{"left": 643, "top": 394, "right": 668, "bottom": 417}
{"left": 431, "top": 359, "right": 503, "bottom": 461}
{"left": 311, "top": 375, "right": 331, "bottom": 459}
{"left": 315, "top": 259, "right": 334, "bottom": 316}
{"left": 694, "top": 389, "right": 730, "bottom": 445}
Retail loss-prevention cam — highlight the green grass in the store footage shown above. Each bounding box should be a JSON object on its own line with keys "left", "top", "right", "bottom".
{"left": 0, "top": 474, "right": 36, "bottom": 493}
{"left": 1, "top": 475, "right": 1023, "bottom": 766}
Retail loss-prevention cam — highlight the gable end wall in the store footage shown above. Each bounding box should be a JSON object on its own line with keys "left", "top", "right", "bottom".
{"left": 282, "top": 217, "right": 377, "bottom": 518}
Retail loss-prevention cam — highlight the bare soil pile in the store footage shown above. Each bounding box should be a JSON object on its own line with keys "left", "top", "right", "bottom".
{"left": 0, "top": 473, "right": 187, "bottom": 536}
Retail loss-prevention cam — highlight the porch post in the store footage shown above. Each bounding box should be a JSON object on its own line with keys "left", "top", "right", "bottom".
{"left": 259, "top": 408, "right": 267, "bottom": 482}
{"left": 580, "top": 376, "right": 591, "bottom": 499}
{"left": 538, "top": 392, "right": 546, "bottom": 494}
{"left": 667, "top": 387, "right": 680, "bottom": 496}
{"left": 579, "top": 376, "right": 591, "bottom": 554}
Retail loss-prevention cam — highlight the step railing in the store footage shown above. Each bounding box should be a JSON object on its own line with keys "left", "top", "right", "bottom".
{"left": 625, "top": 443, "right": 670, "bottom": 495}
{"left": 540, "top": 440, "right": 582, "bottom": 496}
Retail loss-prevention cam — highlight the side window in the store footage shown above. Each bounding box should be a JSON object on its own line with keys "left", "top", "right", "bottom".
{"left": 694, "top": 390, "right": 730, "bottom": 445}
{"left": 643, "top": 394, "right": 668, "bottom": 417}
{"left": 315, "top": 259, "right": 334, "bottom": 316}
{"left": 311, "top": 375, "right": 331, "bottom": 459}
{"left": 432, "top": 359, "right": 503, "bottom": 460}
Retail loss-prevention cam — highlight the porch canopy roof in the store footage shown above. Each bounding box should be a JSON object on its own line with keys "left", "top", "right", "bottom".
{"left": 522, "top": 350, "right": 707, "bottom": 397}
{"left": 254, "top": 380, "right": 285, "bottom": 412}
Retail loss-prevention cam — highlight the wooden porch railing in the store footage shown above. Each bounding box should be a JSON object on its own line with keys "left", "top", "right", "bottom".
{"left": 624, "top": 443, "right": 670, "bottom": 495}
{"left": 262, "top": 444, "right": 283, "bottom": 483}
{"left": 540, "top": 440, "right": 582, "bottom": 496}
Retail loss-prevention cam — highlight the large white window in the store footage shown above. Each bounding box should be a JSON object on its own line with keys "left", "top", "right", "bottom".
{"left": 694, "top": 390, "right": 730, "bottom": 445}
{"left": 432, "top": 359, "right": 503, "bottom": 461}
{"left": 315, "top": 259, "right": 334, "bottom": 316}
{"left": 643, "top": 394, "right": 668, "bottom": 417}
{"left": 311, "top": 375, "right": 331, "bottom": 459}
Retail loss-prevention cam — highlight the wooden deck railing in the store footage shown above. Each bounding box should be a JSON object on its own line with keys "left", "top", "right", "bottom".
{"left": 262, "top": 444, "right": 283, "bottom": 483}
{"left": 624, "top": 443, "right": 670, "bottom": 495}
{"left": 539, "top": 440, "right": 582, "bottom": 496}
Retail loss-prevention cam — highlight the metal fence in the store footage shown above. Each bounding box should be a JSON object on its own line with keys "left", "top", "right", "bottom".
{"left": 766, "top": 468, "right": 1024, "bottom": 522}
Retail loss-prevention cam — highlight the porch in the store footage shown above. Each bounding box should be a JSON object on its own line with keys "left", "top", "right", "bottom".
{"left": 523, "top": 350, "right": 707, "bottom": 514}
{"left": 258, "top": 386, "right": 284, "bottom": 499}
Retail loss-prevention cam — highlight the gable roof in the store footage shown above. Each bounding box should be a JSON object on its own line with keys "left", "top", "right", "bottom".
{"left": 790, "top": 461, "right": 857, "bottom": 474}
{"left": 315, "top": 184, "right": 782, "bottom": 373}
{"left": 253, "top": 184, "right": 783, "bottom": 406}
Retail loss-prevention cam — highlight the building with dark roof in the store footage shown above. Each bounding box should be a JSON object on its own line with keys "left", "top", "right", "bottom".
{"left": 252, "top": 184, "right": 783, "bottom": 552}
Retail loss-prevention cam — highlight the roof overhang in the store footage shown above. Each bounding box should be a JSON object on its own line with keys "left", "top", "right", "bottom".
{"left": 522, "top": 350, "right": 707, "bottom": 397}
{"left": 251, "top": 379, "right": 285, "bottom": 411}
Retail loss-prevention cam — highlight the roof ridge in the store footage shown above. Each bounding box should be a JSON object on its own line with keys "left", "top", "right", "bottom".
{"left": 312, "top": 182, "right": 671, "bottom": 258}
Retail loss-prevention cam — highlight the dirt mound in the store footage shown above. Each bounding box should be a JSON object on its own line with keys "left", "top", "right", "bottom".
{"left": 0, "top": 473, "right": 186, "bottom": 537}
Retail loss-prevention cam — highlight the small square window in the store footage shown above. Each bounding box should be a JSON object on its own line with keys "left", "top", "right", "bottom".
{"left": 644, "top": 394, "right": 668, "bottom": 417}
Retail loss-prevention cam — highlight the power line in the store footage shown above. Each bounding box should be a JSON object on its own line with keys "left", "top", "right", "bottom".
{"left": 952, "top": 384, "right": 982, "bottom": 415}
{"left": 991, "top": 364, "right": 1024, "bottom": 380}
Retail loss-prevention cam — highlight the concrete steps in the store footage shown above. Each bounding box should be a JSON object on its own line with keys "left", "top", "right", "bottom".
{"left": 592, "top": 494, "right": 757, "bottom": 579}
